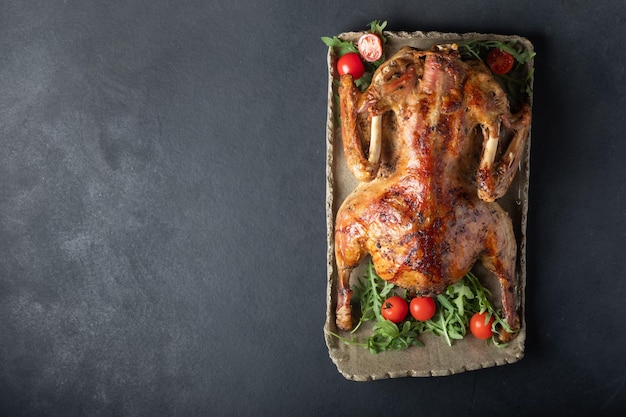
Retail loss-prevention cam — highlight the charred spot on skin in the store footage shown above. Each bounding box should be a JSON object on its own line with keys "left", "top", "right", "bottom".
{"left": 398, "top": 231, "right": 420, "bottom": 246}
{"left": 436, "top": 120, "right": 451, "bottom": 136}
{"left": 402, "top": 246, "right": 420, "bottom": 266}
{"left": 379, "top": 162, "right": 397, "bottom": 176}
{"left": 417, "top": 100, "right": 430, "bottom": 118}
{"left": 388, "top": 71, "right": 403, "bottom": 80}
{"left": 440, "top": 240, "right": 451, "bottom": 255}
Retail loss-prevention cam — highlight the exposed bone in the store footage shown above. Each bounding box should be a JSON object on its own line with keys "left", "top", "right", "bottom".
{"left": 368, "top": 115, "right": 382, "bottom": 164}
{"left": 480, "top": 123, "right": 500, "bottom": 169}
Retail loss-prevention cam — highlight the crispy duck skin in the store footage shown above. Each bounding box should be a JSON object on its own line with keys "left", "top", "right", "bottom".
{"left": 334, "top": 46, "right": 531, "bottom": 342}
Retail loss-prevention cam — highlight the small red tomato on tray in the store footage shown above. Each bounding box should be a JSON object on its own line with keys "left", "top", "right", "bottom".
{"left": 409, "top": 296, "right": 436, "bottom": 321}
{"left": 337, "top": 52, "right": 365, "bottom": 80}
{"left": 486, "top": 48, "right": 515, "bottom": 75}
{"left": 358, "top": 33, "right": 383, "bottom": 62}
{"left": 470, "top": 312, "right": 495, "bottom": 340}
{"left": 381, "top": 295, "right": 408, "bottom": 323}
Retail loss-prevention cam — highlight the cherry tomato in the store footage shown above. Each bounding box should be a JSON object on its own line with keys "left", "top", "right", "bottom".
{"left": 337, "top": 52, "right": 365, "bottom": 80}
{"left": 381, "top": 295, "right": 408, "bottom": 323}
{"left": 409, "top": 297, "right": 436, "bottom": 321}
{"left": 486, "top": 48, "right": 515, "bottom": 75}
{"left": 358, "top": 33, "right": 383, "bottom": 62}
{"left": 470, "top": 312, "right": 495, "bottom": 340}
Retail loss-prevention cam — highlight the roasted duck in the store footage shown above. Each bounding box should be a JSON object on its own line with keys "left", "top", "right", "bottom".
{"left": 334, "top": 45, "right": 531, "bottom": 342}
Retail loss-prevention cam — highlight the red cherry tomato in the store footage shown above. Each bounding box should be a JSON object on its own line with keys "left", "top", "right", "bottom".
{"left": 358, "top": 33, "right": 383, "bottom": 62}
{"left": 470, "top": 312, "right": 495, "bottom": 340}
{"left": 486, "top": 48, "right": 515, "bottom": 75}
{"left": 381, "top": 295, "right": 408, "bottom": 323}
{"left": 337, "top": 52, "right": 365, "bottom": 80}
{"left": 409, "top": 297, "right": 436, "bottom": 321}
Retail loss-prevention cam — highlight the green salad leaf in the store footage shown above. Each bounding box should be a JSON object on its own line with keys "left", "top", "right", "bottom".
{"left": 321, "top": 35, "right": 358, "bottom": 56}
{"left": 330, "top": 260, "right": 514, "bottom": 353}
{"left": 366, "top": 320, "right": 424, "bottom": 354}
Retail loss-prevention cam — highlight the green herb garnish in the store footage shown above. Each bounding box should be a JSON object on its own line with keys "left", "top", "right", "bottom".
{"left": 321, "top": 35, "right": 358, "bottom": 56}
{"left": 366, "top": 320, "right": 424, "bottom": 354}
{"left": 330, "top": 260, "right": 515, "bottom": 353}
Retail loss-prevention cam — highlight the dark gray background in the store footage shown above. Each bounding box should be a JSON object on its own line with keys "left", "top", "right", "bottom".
{"left": 1, "top": 0, "right": 625, "bottom": 416}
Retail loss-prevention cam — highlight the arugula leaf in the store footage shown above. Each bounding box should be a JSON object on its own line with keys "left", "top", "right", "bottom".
{"left": 367, "top": 320, "right": 423, "bottom": 354}
{"left": 431, "top": 294, "right": 467, "bottom": 346}
{"left": 321, "top": 35, "right": 358, "bottom": 56}
{"left": 326, "top": 330, "right": 367, "bottom": 349}
{"left": 447, "top": 280, "right": 475, "bottom": 317}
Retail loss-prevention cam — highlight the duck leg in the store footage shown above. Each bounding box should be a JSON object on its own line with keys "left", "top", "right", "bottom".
{"left": 479, "top": 204, "right": 520, "bottom": 342}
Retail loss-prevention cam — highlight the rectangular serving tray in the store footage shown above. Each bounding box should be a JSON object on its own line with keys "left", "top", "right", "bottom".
{"left": 324, "top": 31, "right": 533, "bottom": 380}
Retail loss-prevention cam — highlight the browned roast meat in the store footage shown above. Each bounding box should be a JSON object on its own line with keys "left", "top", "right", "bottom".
{"left": 334, "top": 45, "right": 531, "bottom": 342}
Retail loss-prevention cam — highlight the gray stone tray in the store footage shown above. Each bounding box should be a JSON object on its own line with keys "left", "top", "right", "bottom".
{"left": 324, "top": 31, "right": 534, "bottom": 381}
